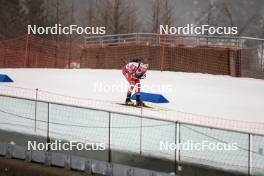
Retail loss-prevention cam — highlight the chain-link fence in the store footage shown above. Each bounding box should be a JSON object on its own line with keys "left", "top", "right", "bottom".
{"left": 0, "top": 93, "right": 263, "bottom": 175}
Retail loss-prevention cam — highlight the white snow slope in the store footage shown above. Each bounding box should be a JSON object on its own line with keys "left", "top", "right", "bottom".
{"left": 1, "top": 69, "right": 264, "bottom": 134}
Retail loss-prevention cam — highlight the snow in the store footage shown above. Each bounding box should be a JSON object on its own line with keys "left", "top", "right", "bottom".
{"left": 0, "top": 68, "right": 264, "bottom": 173}
{"left": 0, "top": 68, "right": 264, "bottom": 135}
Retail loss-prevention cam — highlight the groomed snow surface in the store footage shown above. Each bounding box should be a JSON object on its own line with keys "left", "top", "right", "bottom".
{"left": 1, "top": 69, "right": 264, "bottom": 134}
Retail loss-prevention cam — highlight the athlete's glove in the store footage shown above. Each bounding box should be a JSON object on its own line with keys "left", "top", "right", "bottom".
{"left": 138, "top": 73, "right": 146, "bottom": 79}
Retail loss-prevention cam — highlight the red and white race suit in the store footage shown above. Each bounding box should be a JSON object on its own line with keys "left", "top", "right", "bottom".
{"left": 122, "top": 62, "right": 147, "bottom": 95}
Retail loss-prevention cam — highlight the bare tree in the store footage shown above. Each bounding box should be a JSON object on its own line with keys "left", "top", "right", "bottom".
{"left": 150, "top": 0, "right": 176, "bottom": 33}
{"left": 96, "top": 0, "right": 111, "bottom": 31}
{"left": 163, "top": 0, "right": 173, "bottom": 26}
{"left": 87, "top": 0, "right": 139, "bottom": 34}
{"left": 151, "top": 0, "right": 161, "bottom": 33}
{"left": 86, "top": 0, "right": 95, "bottom": 25}
{"left": 0, "top": 0, "right": 25, "bottom": 38}
{"left": 195, "top": 0, "right": 264, "bottom": 37}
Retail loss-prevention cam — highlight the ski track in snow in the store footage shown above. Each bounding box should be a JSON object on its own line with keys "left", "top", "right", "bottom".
{"left": 0, "top": 68, "right": 264, "bottom": 135}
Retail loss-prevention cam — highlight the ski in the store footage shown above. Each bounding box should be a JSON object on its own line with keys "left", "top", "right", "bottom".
{"left": 117, "top": 103, "right": 154, "bottom": 109}
{"left": 117, "top": 102, "right": 172, "bottom": 111}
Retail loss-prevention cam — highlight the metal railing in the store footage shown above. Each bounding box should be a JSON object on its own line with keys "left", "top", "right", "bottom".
{"left": 84, "top": 33, "right": 248, "bottom": 48}
{"left": 0, "top": 93, "right": 264, "bottom": 175}
{"left": 239, "top": 37, "right": 264, "bottom": 77}
{"left": 84, "top": 33, "right": 264, "bottom": 79}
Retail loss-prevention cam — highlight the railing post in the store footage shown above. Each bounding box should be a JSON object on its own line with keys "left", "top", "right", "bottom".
{"left": 175, "top": 121, "right": 180, "bottom": 175}
{"left": 241, "top": 38, "right": 245, "bottom": 48}
{"left": 139, "top": 115, "right": 143, "bottom": 155}
{"left": 174, "top": 121, "right": 178, "bottom": 175}
{"left": 24, "top": 34, "right": 30, "bottom": 68}
{"left": 34, "top": 88, "right": 38, "bottom": 132}
{"left": 84, "top": 37, "right": 87, "bottom": 48}
{"left": 160, "top": 35, "right": 166, "bottom": 71}
{"left": 47, "top": 103, "right": 50, "bottom": 151}
{"left": 248, "top": 134, "right": 252, "bottom": 176}
{"left": 101, "top": 37, "right": 103, "bottom": 48}
{"left": 261, "top": 40, "right": 264, "bottom": 71}
{"left": 108, "top": 112, "right": 112, "bottom": 162}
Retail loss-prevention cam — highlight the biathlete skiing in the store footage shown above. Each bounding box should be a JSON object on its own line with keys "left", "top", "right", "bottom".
{"left": 122, "top": 58, "right": 149, "bottom": 107}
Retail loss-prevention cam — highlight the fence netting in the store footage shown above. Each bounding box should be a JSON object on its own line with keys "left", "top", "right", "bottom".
{"left": 0, "top": 35, "right": 81, "bottom": 68}
{"left": 0, "top": 94, "right": 263, "bottom": 175}
{"left": 0, "top": 34, "right": 263, "bottom": 79}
